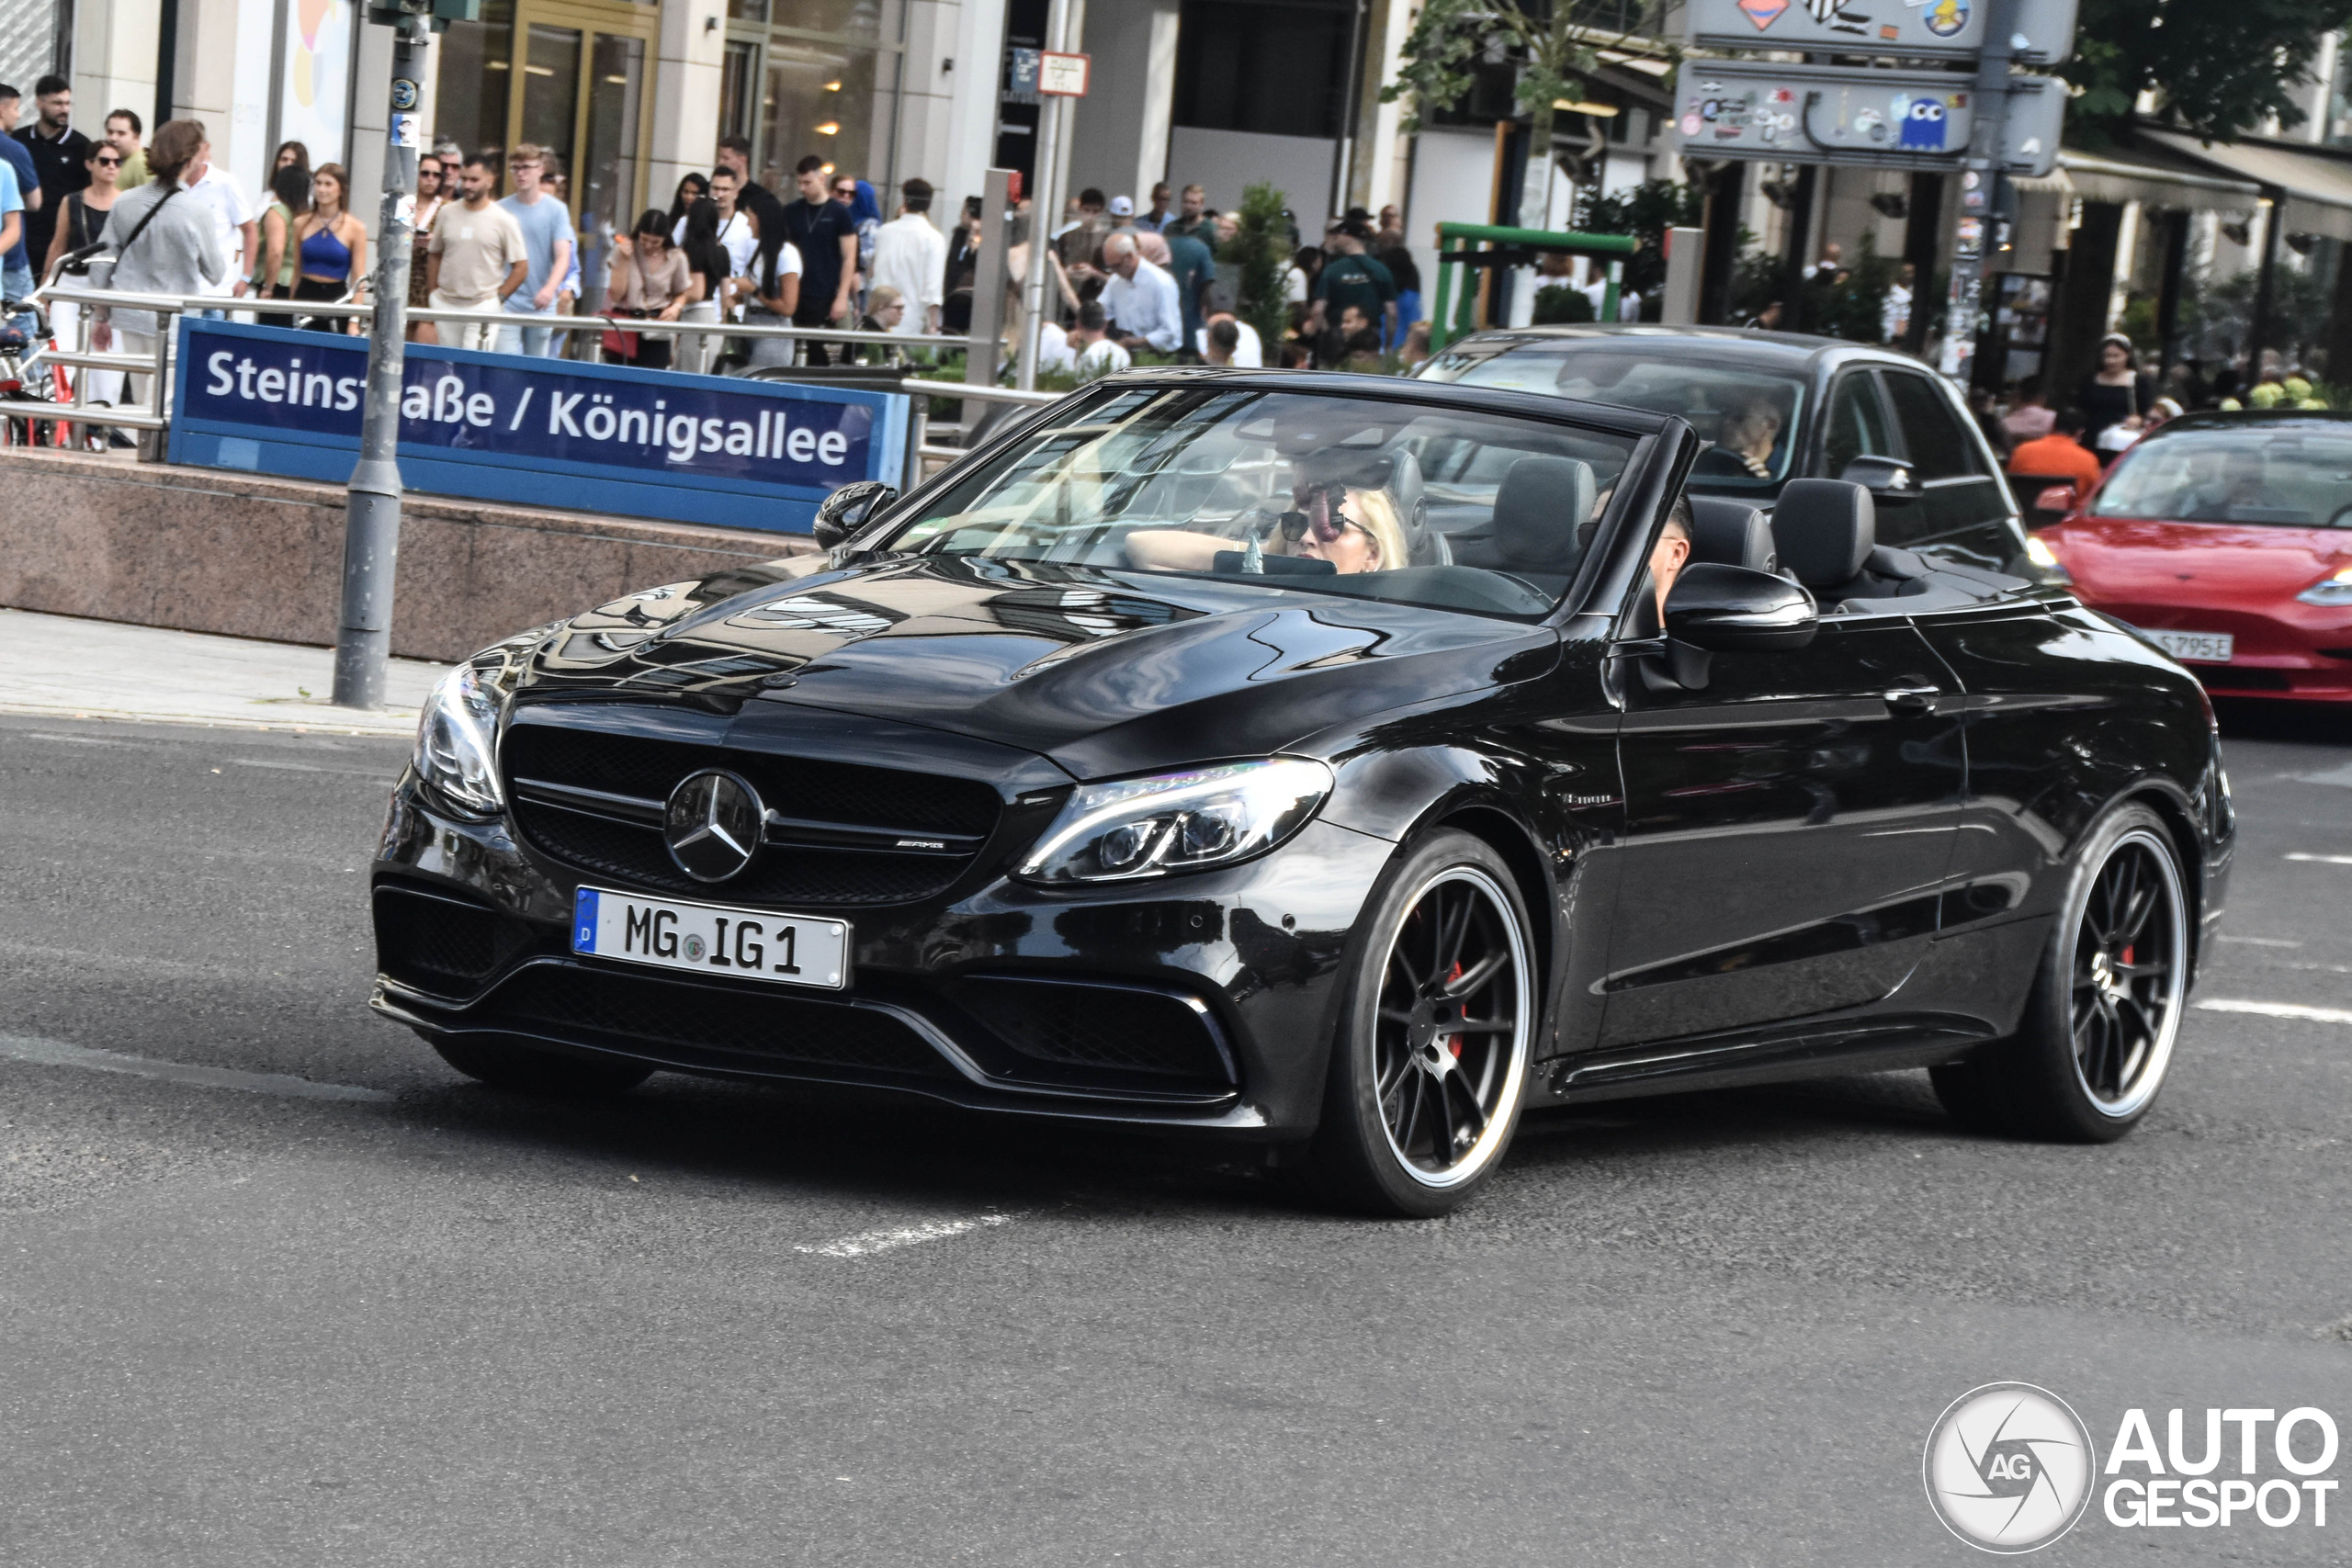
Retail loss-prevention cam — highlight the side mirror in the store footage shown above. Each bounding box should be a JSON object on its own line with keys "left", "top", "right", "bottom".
{"left": 1838, "top": 455, "right": 1918, "bottom": 503}
{"left": 811, "top": 480, "right": 899, "bottom": 548}
{"left": 2032, "top": 482, "right": 2078, "bottom": 516}
{"left": 1664, "top": 562, "right": 1819, "bottom": 653}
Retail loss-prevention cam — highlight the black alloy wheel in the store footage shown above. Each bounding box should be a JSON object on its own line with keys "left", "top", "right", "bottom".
{"left": 1311, "top": 830, "right": 1535, "bottom": 1216}
{"left": 1932, "top": 804, "right": 2188, "bottom": 1140}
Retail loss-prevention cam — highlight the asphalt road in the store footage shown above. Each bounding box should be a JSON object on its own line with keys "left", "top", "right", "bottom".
{"left": 4, "top": 704, "right": 2350, "bottom": 1566}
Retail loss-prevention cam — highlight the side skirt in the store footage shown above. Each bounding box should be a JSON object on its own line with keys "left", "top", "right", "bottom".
{"left": 1536, "top": 1012, "right": 1996, "bottom": 1105}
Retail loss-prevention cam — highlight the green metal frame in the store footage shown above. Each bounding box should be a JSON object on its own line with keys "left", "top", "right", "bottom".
{"left": 1427, "top": 223, "right": 1640, "bottom": 353}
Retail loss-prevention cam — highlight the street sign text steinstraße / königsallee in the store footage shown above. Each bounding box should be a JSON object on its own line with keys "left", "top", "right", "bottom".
{"left": 1682, "top": 0, "right": 2078, "bottom": 63}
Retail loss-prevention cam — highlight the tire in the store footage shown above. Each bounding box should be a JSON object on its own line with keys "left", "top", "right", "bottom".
{"left": 1931, "top": 803, "right": 2190, "bottom": 1141}
{"left": 426, "top": 1032, "right": 655, "bottom": 1097}
{"left": 1308, "top": 829, "right": 1539, "bottom": 1216}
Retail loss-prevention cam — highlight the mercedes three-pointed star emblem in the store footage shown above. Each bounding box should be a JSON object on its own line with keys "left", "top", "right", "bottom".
{"left": 662, "top": 770, "right": 764, "bottom": 882}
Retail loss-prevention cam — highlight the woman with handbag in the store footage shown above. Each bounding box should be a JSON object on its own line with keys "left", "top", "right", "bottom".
{"left": 44, "top": 139, "right": 127, "bottom": 414}
{"left": 601, "top": 209, "right": 695, "bottom": 369}
{"left": 96, "top": 118, "right": 227, "bottom": 415}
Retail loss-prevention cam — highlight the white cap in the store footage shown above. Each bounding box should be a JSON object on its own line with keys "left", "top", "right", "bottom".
{"left": 1107, "top": 195, "right": 1135, "bottom": 217}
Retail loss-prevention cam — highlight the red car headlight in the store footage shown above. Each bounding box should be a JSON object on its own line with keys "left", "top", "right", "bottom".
{"left": 2296, "top": 568, "right": 2352, "bottom": 607}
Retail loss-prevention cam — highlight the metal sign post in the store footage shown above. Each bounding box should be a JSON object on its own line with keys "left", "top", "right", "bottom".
{"left": 1016, "top": 9, "right": 1087, "bottom": 391}
{"left": 337, "top": 0, "right": 477, "bottom": 710}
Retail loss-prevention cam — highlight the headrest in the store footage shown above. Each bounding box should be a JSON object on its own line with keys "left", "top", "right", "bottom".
{"left": 1687, "top": 496, "right": 1778, "bottom": 574}
{"left": 1771, "top": 479, "right": 1875, "bottom": 588}
{"left": 1492, "top": 456, "right": 1596, "bottom": 570}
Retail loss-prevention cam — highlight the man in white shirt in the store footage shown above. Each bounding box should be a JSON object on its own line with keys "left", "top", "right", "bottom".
{"left": 1098, "top": 232, "right": 1180, "bottom": 354}
{"left": 185, "top": 147, "right": 255, "bottom": 305}
{"left": 1194, "top": 297, "right": 1262, "bottom": 366}
{"left": 866, "top": 176, "right": 946, "bottom": 335}
{"left": 1068, "top": 301, "right": 1131, "bottom": 377}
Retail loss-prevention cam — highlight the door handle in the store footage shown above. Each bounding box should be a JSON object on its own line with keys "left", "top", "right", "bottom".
{"left": 1883, "top": 686, "right": 1940, "bottom": 713}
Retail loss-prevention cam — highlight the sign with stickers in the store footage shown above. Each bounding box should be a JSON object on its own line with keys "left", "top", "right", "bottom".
{"left": 1670, "top": 60, "right": 2063, "bottom": 176}
{"left": 1683, "top": 0, "right": 2077, "bottom": 62}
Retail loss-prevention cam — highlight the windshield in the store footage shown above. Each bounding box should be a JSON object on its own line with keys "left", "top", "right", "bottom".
{"left": 2091, "top": 423, "right": 2352, "bottom": 527}
{"left": 882, "top": 386, "right": 1643, "bottom": 620}
{"left": 1418, "top": 342, "right": 1805, "bottom": 490}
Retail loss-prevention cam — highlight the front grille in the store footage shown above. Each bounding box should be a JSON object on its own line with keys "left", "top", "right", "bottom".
{"left": 481, "top": 963, "right": 957, "bottom": 1078}
{"left": 375, "top": 884, "right": 536, "bottom": 998}
{"left": 503, "top": 721, "right": 1004, "bottom": 908}
{"left": 954, "top": 977, "right": 1235, "bottom": 1084}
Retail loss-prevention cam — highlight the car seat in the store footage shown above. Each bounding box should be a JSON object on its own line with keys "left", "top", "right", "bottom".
{"left": 1770, "top": 479, "right": 1983, "bottom": 614}
{"left": 1687, "top": 496, "right": 1779, "bottom": 575}
{"left": 1446, "top": 456, "right": 1595, "bottom": 592}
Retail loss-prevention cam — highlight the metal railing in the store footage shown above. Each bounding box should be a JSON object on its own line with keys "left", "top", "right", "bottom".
{"left": 17, "top": 281, "right": 1057, "bottom": 479}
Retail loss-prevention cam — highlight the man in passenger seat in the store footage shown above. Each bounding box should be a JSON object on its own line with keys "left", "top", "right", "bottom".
{"left": 1639, "top": 500, "right": 1693, "bottom": 627}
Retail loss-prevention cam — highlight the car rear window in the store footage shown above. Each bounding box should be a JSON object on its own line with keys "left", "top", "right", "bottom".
{"left": 2090, "top": 423, "right": 2352, "bottom": 527}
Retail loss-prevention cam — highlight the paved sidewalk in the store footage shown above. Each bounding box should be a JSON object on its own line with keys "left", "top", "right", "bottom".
{"left": 0, "top": 608, "right": 449, "bottom": 736}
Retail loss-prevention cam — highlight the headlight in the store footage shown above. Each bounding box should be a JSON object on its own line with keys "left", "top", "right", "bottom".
{"left": 2024, "top": 534, "right": 2062, "bottom": 570}
{"left": 1016, "top": 759, "right": 1333, "bottom": 885}
{"left": 413, "top": 664, "right": 505, "bottom": 818}
{"left": 2296, "top": 567, "right": 2352, "bottom": 606}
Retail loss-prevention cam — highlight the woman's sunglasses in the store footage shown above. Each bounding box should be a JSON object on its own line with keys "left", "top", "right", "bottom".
{"left": 93, "top": 155, "right": 122, "bottom": 167}
{"left": 1278, "top": 485, "right": 1358, "bottom": 544}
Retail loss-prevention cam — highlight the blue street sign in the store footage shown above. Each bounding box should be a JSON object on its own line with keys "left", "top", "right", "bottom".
{"left": 166, "top": 318, "right": 908, "bottom": 534}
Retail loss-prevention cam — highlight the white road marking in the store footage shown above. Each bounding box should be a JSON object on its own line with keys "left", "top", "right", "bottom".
{"left": 2221, "top": 935, "right": 2303, "bottom": 948}
{"left": 0, "top": 1032, "right": 391, "bottom": 1101}
{"left": 226, "top": 757, "right": 397, "bottom": 779}
{"left": 2286, "top": 853, "right": 2352, "bottom": 866}
{"left": 794, "top": 1213, "right": 1016, "bottom": 1258}
{"left": 2301, "top": 763, "right": 2352, "bottom": 788}
{"left": 2195, "top": 999, "right": 2352, "bottom": 1027}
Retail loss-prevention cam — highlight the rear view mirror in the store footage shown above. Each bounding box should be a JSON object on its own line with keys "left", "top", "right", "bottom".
{"left": 2032, "top": 482, "right": 2078, "bottom": 516}
{"left": 811, "top": 480, "right": 899, "bottom": 548}
{"left": 1838, "top": 455, "right": 1918, "bottom": 503}
{"left": 1664, "top": 563, "right": 1820, "bottom": 653}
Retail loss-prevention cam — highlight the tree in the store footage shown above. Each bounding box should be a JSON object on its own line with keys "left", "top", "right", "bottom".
{"left": 1577, "top": 178, "right": 1704, "bottom": 299}
{"left": 1219, "top": 182, "right": 1295, "bottom": 357}
{"left": 1384, "top": 0, "right": 1661, "bottom": 236}
{"left": 2061, "top": 0, "right": 2352, "bottom": 144}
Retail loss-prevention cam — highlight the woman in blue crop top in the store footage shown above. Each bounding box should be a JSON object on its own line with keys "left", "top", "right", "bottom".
{"left": 291, "top": 164, "right": 368, "bottom": 333}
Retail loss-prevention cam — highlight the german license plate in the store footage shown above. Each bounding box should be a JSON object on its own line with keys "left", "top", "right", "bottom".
{"left": 2145, "top": 629, "right": 2233, "bottom": 664}
{"left": 571, "top": 886, "right": 849, "bottom": 989}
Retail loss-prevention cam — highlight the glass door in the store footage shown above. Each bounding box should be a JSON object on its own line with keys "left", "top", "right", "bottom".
{"left": 577, "top": 33, "right": 648, "bottom": 310}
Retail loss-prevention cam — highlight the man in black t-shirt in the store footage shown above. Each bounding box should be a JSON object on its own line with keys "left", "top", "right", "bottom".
{"left": 12, "top": 74, "right": 91, "bottom": 267}
{"left": 784, "top": 154, "right": 857, "bottom": 365}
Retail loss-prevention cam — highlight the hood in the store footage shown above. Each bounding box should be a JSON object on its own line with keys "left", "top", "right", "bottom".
{"left": 514, "top": 555, "right": 1557, "bottom": 779}
{"left": 2046, "top": 516, "right": 2352, "bottom": 604}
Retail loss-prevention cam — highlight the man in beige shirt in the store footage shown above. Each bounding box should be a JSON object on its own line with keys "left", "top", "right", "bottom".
{"left": 426, "top": 156, "right": 527, "bottom": 350}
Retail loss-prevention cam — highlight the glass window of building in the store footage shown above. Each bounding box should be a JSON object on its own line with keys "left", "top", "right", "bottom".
{"left": 721, "top": 0, "right": 903, "bottom": 191}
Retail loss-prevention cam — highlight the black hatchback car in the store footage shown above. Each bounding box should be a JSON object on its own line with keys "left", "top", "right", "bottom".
{"left": 373, "top": 370, "right": 2232, "bottom": 1215}
{"left": 1415, "top": 325, "right": 2041, "bottom": 579}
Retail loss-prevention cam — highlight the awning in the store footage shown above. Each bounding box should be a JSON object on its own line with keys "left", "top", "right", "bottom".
{"left": 2053, "top": 143, "right": 2261, "bottom": 215}
{"left": 2139, "top": 128, "right": 2352, "bottom": 241}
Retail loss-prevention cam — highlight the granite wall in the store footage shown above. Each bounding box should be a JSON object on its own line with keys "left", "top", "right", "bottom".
{"left": 0, "top": 449, "right": 814, "bottom": 662}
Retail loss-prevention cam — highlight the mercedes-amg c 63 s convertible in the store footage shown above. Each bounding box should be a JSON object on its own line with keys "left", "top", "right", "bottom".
{"left": 371, "top": 371, "right": 2233, "bottom": 1215}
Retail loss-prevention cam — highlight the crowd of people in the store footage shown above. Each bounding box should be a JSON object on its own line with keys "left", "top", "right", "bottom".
{"left": 5, "top": 82, "right": 1446, "bottom": 388}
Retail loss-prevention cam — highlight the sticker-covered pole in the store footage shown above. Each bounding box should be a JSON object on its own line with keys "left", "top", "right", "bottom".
{"left": 1938, "top": 0, "right": 2017, "bottom": 387}
{"left": 334, "top": 17, "right": 424, "bottom": 710}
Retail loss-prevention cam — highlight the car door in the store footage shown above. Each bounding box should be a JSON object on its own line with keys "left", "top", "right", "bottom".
{"left": 1820, "top": 366, "right": 1898, "bottom": 483}
{"left": 1881, "top": 367, "right": 2022, "bottom": 570}
{"left": 1593, "top": 575, "right": 1967, "bottom": 1049}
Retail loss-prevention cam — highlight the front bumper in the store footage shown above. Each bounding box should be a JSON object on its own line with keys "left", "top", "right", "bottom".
{"left": 370, "top": 774, "right": 1394, "bottom": 1136}
{"left": 2091, "top": 595, "right": 2352, "bottom": 701}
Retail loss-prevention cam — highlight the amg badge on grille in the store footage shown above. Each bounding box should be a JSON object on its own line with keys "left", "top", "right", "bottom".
{"left": 662, "top": 770, "right": 764, "bottom": 882}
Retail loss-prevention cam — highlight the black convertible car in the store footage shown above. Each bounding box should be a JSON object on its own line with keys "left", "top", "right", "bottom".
{"left": 372, "top": 370, "right": 2233, "bottom": 1216}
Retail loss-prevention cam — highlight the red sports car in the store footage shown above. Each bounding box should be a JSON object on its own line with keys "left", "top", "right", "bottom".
{"left": 2030, "top": 411, "right": 2352, "bottom": 701}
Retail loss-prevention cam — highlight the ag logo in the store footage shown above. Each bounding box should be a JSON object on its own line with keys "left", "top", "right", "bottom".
{"left": 1924, "top": 1382, "right": 2097, "bottom": 1553}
